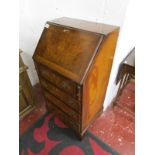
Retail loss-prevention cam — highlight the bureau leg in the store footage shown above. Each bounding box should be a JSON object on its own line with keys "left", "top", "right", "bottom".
{"left": 76, "top": 107, "right": 103, "bottom": 140}
{"left": 75, "top": 132, "right": 85, "bottom": 141}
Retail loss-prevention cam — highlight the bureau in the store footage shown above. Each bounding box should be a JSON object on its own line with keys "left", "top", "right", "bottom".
{"left": 33, "top": 17, "right": 119, "bottom": 139}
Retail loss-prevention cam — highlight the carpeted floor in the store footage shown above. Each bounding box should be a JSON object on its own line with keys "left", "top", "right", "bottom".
{"left": 20, "top": 113, "right": 120, "bottom": 155}
{"left": 20, "top": 82, "right": 135, "bottom": 155}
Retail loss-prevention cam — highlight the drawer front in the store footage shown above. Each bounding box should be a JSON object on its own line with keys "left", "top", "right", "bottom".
{"left": 38, "top": 64, "right": 79, "bottom": 98}
{"left": 46, "top": 101, "right": 80, "bottom": 132}
{"left": 40, "top": 78, "right": 81, "bottom": 113}
{"left": 44, "top": 89, "right": 80, "bottom": 122}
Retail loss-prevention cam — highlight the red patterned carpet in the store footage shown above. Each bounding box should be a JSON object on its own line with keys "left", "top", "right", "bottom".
{"left": 20, "top": 82, "right": 135, "bottom": 155}
{"left": 20, "top": 113, "right": 120, "bottom": 155}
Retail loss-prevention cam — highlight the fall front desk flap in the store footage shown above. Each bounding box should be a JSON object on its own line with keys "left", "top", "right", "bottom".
{"left": 33, "top": 17, "right": 119, "bottom": 84}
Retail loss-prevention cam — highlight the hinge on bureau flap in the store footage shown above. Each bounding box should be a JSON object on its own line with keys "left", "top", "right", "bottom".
{"left": 77, "top": 85, "right": 81, "bottom": 100}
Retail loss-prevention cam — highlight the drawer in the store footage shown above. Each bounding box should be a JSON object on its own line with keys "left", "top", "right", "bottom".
{"left": 46, "top": 100, "right": 80, "bottom": 132}
{"left": 44, "top": 89, "right": 80, "bottom": 122}
{"left": 40, "top": 78, "right": 81, "bottom": 113}
{"left": 38, "top": 64, "right": 81, "bottom": 100}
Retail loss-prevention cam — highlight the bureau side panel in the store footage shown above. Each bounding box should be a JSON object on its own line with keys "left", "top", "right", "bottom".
{"left": 82, "top": 29, "right": 119, "bottom": 131}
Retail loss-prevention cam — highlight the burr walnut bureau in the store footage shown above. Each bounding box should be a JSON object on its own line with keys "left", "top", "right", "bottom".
{"left": 33, "top": 17, "right": 119, "bottom": 139}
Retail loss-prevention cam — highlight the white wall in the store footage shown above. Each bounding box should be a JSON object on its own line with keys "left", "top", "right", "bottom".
{"left": 104, "top": 0, "right": 135, "bottom": 109}
{"left": 19, "top": 0, "right": 131, "bottom": 109}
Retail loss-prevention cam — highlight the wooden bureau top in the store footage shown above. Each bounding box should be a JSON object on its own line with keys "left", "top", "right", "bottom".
{"left": 33, "top": 17, "right": 119, "bottom": 84}
{"left": 51, "top": 17, "right": 118, "bottom": 35}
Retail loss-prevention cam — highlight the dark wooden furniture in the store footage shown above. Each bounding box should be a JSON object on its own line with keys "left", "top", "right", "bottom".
{"left": 116, "top": 47, "right": 135, "bottom": 95}
{"left": 33, "top": 17, "right": 119, "bottom": 139}
{"left": 19, "top": 50, "right": 35, "bottom": 119}
{"left": 115, "top": 47, "right": 135, "bottom": 115}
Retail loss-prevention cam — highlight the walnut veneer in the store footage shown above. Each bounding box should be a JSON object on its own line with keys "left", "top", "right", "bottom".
{"left": 33, "top": 17, "right": 119, "bottom": 139}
